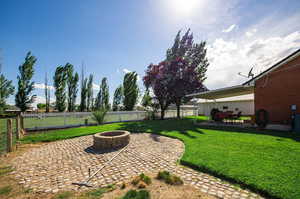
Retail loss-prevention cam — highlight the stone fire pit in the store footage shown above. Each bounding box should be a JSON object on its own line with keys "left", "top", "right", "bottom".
{"left": 93, "top": 130, "right": 130, "bottom": 150}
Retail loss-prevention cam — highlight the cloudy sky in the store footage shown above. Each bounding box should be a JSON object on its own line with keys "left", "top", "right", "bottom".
{"left": 0, "top": 0, "right": 299, "bottom": 106}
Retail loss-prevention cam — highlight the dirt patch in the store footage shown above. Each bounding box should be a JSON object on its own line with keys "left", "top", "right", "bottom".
{"left": 102, "top": 174, "right": 215, "bottom": 199}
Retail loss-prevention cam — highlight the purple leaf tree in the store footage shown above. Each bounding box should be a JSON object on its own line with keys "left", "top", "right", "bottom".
{"left": 143, "top": 29, "right": 209, "bottom": 119}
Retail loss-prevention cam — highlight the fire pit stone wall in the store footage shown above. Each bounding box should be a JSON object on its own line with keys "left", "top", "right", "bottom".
{"left": 93, "top": 130, "right": 130, "bottom": 150}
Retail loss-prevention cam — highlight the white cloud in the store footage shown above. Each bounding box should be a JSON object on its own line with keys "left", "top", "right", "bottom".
{"left": 92, "top": 83, "right": 100, "bottom": 90}
{"left": 32, "top": 95, "right": 55, "bottom": 108}
{"left": 122, "top": 68, "right": 141, "bottom": 81}
{"left": 123, "top": 68, "right": 131, "bottom": 73}
{"left": 222, "top": 24, "right": 236, "bottom": 33}
{"left": 33, "top": 83, "right": 54, "bottom": 90}
{"left": 245, "top": 29, "right": 257, "bottom": 37}
{"left": 205, "top": 31, "right": 300, "bottom": 90}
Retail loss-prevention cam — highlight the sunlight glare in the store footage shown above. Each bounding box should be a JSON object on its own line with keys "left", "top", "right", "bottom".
{"left": 170, "top": 0, "right": 201, "bottom": 16}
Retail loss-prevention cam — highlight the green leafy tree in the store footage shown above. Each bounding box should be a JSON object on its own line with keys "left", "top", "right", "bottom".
{"left": 80, "top": 77, "right": 88, "bottom": 111}
{"left": 37, "top": 103, "right": 46, "bottom": 110}
{"left": 65, "top": 63, "right": 79, "bottom": 112}
{"left": 112, "top": 85, "right": 123, "bottom": 111}
{"left": 123, "top": 72, "right": 139, "bottom": 111}
{"left": 53, "top": 66, "right": 67, "bottom": 112}
{"left": 87, "top": 74, "right": 93, "bottom": 111}
{"left": 141, "top": 89, "right": 152, "bottom": 109}
{"left": 15, "top": 52, "right": 36, "bottom": 112}
{"left": 0, "top": 74, "right": 15, "bottom": 113}
{"left": 95, "top": 77, "right": 110, "bottom": 110}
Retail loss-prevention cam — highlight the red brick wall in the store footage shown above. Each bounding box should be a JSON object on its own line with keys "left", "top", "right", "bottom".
{"left": 255, "top": 55, "right": 300, "bottom": 124}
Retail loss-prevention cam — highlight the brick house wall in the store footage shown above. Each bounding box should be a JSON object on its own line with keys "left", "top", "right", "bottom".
{"left": 254, "top": 55, "right": 300, "bottom": 124}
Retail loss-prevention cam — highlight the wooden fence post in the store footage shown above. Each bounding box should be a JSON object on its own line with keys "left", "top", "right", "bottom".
{"left": 7, "top": 119, "right": 13, "bottom": 152}
{"left": 20, "top": 115, "right": 24, "bottom": 130}
{"left": 16, "top": 116, "right": 21, "bottom": 139}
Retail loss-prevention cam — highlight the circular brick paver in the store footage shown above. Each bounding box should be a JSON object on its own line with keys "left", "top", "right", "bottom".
{"left": 12, "top": 133, "right": 263, "bottom": 198}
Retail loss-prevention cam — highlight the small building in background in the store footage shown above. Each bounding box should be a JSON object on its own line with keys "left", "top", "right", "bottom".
{"left": 196, "top": 94, "right": 254, "bottom": 116}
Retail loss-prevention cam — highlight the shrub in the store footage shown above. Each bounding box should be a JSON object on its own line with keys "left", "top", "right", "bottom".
{"left": 0, "top": 186, "right": 12, "bottom": 195}
{"left": 139, "top": 173, "right": 152, "bottom": 185}
{"left": 52, "top": 191, "right": 73, "bottom": 199}
{"left": 121, "top": 189, "right": 150, "bottom": 199}
{"left": 157, "top": 171, "right": 183, "bottom": 185}
{"left": 131, "top": 176, "right": 141, "bottom": 185}
{"left": 132, "top": 173, "right": 152, "bottom": 186}
{"left": 0, "top": 166, "right": 14, "bottom": 176}
{"left": 120, "top": 182, "right": 126, "bottom": 189}
{"left": 85, "top": 184, "right": 115, "bottom": 198}
{"left": 91, "top": 109, "right": 107, "bottom": 125}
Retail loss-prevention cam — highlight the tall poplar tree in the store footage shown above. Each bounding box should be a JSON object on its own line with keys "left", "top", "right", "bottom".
{"left": 123, "top": 72, "right": 139, "bottom": 111}
{"left": 101, "top": 77, "right": 110, "bottom": 110}
{"left": 87, "top": 74, "right": 93, "bottom": 111}
{"left": 95, "top": 77, "right": 109, "bottom": 110}
{"left": 15, "top": 52, "right": 36, "bottom": 112}
{"left": 44, "top": 72, "right": 50, "bottom": 112}
{"left": 80, "top": 78, "right": 88, "bottom": 111}
{"left": 0, "top": 74, "right": 14, "bottom": 113}
{"left": 53, "top": 66, "right": 67, "bottom": 112}
{"left": 65, "top": 63, "right": 79, "bottom": 112}
{"left": 112, "top": 85, "right": 123, "bottom": 111}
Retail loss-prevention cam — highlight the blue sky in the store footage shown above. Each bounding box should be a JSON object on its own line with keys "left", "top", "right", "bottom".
{"left": 0, "top": 0, "right": 300, "bottom": 106}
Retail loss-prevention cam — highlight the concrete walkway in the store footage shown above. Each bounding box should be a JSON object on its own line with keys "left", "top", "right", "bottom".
{"left": 12, "top": 133, "right": 263, "bottom": 199}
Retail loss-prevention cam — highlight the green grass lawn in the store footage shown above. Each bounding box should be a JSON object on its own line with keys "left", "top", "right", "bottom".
{"left": 17, "top": 117, "right": 300, "bottom": 198}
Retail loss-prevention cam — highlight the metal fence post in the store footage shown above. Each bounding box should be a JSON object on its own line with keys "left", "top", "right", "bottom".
{"left": 7, "top": 119, "right": 13, "bottom": 152}
{"left": 119, "top": 113, "right": 122, "bottom": 122}
{"left": 64, "top": 111, "right": 66, "bottom": 126}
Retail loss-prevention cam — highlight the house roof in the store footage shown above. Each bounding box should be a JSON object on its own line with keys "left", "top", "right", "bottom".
{"left": 196, "top": 94, "right": 254, "bottom": 103}
{"left": 243, "top": 48, "right": 300, "bottom": 86}
{"left": 186, "top": 85, "right": 254, "bottom": 99}
{"left": 187, "top": 48, "right": 300, "bottom": 100}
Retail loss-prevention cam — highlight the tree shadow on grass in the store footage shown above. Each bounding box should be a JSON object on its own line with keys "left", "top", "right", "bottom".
{"left": 193, "top": 123, "right": 300, "bottom": 142}
{"left": 183, "top": 117, "right": 300, "bottom": 142}
{"left": 114, "top": 118, "right": 201, "bottom": 139}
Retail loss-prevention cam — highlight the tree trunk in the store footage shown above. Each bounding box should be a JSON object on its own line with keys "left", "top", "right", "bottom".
{"left": 176, "top": 98, "right": 181, "bottom": 119}
{"left": 176, "top": 104, "right": 180, "bottom": 119}
{"left": 160, "top": 109, "right": 165, "bottom": 120}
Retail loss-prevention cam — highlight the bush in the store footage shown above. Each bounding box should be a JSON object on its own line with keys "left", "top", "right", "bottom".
{"left": 0, "top": 185, "right": 12, "bottom": 195}
{"left": 157, "top": 171, "right": 183, "bottom": 185}
{"left": 139, "top": 173, "right": 152, "bottom": 185}
{"left": 131, "top": 173, "right": 152, "bottom": 187}
{"left": 52, "top": 191, "right": 73, "bottom": 199}
{"left": 85, "top": 184, "right": 115, "bottom": 198}
{"left": 92, "top": 109, "right": 107, "bottom": 125}
{"left": 121, "top": 189, "right": 150, "bottom": 199}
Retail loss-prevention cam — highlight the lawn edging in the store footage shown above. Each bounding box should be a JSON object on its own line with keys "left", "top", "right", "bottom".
{"left": 179, "top": 159, "right": 279, "bottom": 199}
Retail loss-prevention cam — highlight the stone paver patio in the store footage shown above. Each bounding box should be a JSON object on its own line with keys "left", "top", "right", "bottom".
{"left": 12, "top": 133, "right": 263, "bottom": 199}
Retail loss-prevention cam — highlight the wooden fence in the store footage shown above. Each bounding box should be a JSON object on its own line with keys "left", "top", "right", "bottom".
{"left": 0, "top": 116, "right": 25, "bottom": 155}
